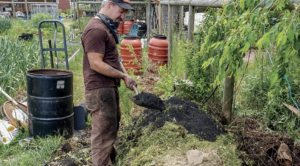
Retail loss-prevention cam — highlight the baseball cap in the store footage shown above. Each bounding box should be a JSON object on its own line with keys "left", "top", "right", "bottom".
{"left": 111, "top": 0, "right": 134, "bottom": 10}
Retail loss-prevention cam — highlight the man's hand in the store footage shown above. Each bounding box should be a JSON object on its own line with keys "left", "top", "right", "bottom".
{"left": 123, "top": 75, "right": 137, "bottom": 91}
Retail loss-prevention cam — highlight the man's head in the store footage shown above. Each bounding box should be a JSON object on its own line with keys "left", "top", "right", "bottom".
{"left": 100, "top": 0, "right": 133, "bottom": 22}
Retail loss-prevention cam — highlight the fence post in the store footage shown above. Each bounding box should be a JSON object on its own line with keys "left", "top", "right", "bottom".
{"left": 179, "top": 5, "right": 184, "bottom": 30}
{"left": 168, "top": 1, "right": 173, "bottom": 67}
{"left": 146, "top": 0, "right": 151, "bottom": 45}
{"left": 25, "top": 0, "right": 29, "bottom": 20}
{"left": 76, "top": 0, "right": 81, "bottom": 30}
{"left": 221, "top": 73, "right": 235, "bottom": 125}
{"left": 159, "top": 2, "right": 163, "bottom": 34}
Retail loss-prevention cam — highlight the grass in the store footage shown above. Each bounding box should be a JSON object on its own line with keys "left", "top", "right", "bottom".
{"left": 0, "top": 18, "right": 85, "bottom": 166}
{"left": 116, "top": 122, "right": 241, "bottom": 166}
{"left": 0, "top": 37, "right": 41, "bottom": 106}
{"left": 3, "top": 12, "right": 292, "bottom": 166}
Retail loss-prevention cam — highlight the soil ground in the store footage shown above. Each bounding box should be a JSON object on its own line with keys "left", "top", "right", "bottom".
{"left": 44, "top": 74, "right": 300, "bottom": 166}
{"left": 229, "top": 118, "right": 300, "bottom": 166}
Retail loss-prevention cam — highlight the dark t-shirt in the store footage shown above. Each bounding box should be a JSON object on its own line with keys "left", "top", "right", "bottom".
{"left": 81, "top": 17, "right": 121, "bottom": 90}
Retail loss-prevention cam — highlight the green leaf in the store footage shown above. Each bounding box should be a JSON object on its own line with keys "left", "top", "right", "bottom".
{"left": 281, "top": 35, "right": 287, "bottom": 46}
{"left": 240, "top": 0, "right": 245, "bottom": 10}
{"left": 270, "top": 71, "right": 279, "bottom": 87}
{"left": 266, "top": 0, "right": 273, "bottom": 8}
{"left": 263, "top": 37, "right": 270, "bottom": 50}
{"left": 202, "top": 57, "right": 214, "bottom": 68}
{"left": 248, "top": 32, "right": 255, "bottom": 44}
{"left": 243, "top": 42, "right": 250, "bottom": 52}
{"left": 256, "top": 38, "right": 264, "bottom": 50}
{"left": 287, "top": 29, "right": 294, "bottom": 43}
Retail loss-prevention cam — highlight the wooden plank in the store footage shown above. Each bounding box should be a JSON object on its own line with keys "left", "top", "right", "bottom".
{"left": 282, "top": 102, "right": 300, "bottom": 117}
{"left": 187, "top": 4, "right": 194, "bottom": 43}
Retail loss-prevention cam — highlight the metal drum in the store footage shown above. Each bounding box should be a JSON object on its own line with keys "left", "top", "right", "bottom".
{"left": 26, "top": 69, "right": 74, "bottom": 139}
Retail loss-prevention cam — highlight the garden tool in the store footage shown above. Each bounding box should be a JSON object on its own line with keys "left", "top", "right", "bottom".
{"left": 0, "top": 86, "right": 27, "bottom": 115}
{"left": 119, "top": 61, "right": 165, "bottom": 111}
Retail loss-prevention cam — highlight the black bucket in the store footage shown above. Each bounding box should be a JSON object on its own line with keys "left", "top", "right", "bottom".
{"left": 137, "top": 23, "right": 147, "bottom": 38}
{"left": 26, "top": 69, "right": 74, "bottom": 139}
{"left": 73, "top": 106, "right": 86, "bottom": 130}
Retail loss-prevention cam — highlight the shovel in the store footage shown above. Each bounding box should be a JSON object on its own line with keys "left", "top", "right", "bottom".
{"left": 120, "top": 62, "right": 165, "bottom": 111}
{"left": 0, "top": 86, "right": 27, "bottom": 115}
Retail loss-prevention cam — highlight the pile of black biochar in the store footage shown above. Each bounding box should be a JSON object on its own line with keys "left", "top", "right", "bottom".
{"left": 137, "top": 97, "right": 223, "bottom": 142}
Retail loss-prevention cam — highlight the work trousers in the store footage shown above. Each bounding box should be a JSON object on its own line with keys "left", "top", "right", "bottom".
{"left": 85, "top": 87, "right": 120, "bottom": 166}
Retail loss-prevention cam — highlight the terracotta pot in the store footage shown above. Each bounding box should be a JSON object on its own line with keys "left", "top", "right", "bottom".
{"left": 148, "top": 35, "right": 168, "bottom": 72}
{"left": 117, "top": 22, "right": 124, "bottom": 35}
{"left": 120, "top": 35, "right": 142, "bottom": 75}
{"left": 123, "top": 19, "right": 134, "bottom": 34}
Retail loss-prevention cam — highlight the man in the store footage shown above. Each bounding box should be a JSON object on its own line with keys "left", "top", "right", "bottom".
{"left": 81, "top": 0, "right": 137, "bottom": 165}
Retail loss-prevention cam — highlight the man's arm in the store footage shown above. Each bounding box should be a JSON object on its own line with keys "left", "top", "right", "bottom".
{"left": 87, "top": 52, "right": 137, "bottom": 90}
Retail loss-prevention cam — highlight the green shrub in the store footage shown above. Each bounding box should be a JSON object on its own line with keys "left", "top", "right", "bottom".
{"left": 31, "top": 13, "right": 53, "bottom": 29}
{"left": 0, "top": 18, "right": 12, "bottom": 34}
{"left": 65, "top": 9, "right": 71, "bottom": 15}
{"left": 71, "top": 22, "right": 79, "bottom": 29}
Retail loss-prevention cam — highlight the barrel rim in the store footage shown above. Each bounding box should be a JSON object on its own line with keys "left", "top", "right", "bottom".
{"left": 26, "top": 69, "right": 73, "bottom": 76}
{"left": 154, "top": 34, "right": 167, "bottom": 39}
{"left": 124, "top": 35, "right": 139, "bottom": 39}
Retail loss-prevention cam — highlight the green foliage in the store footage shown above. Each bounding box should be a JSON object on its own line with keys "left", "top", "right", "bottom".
{"left": 185, "top": 0, "right": 300, "bottom": 138}
{"left": 154, "top": 31, "right": 187, "bottom": 99}
{"left": 65, "top": 9, "right": 71, "bottom": 15}
{"left": 0, "top": 133, "right": 64, "bottom": 166}
{"left": 0, "top": 37, "right": 40, "bottom": 106}
{"left": 71, "top": 22, "right": 79, "bottom": 29}
{"left": 196, "top": 0, "right": 299, "bottom": 87}
{"left": 31, "top": 13, "right": 53, "bottom": 29}
{"left": 0, "top": 18, "right": 12, "bottom": 34}
{"left": 235, "top": 52, "right": 300, "bottom": 139}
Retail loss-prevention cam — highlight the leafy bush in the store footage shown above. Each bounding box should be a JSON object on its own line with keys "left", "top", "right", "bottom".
{"left": 31, "top": 13, "right": 53, "bottom": 29}
{"left": 65, "top": 9, "right": 71, "bottom": 15}
{"left": 0, "top": 18, "right": 12, "bottom": 34}
{"left": 71, "top": 22, "right": 79, "bottom": 29}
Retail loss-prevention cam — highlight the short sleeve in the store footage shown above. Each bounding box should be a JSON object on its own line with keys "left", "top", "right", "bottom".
{"left": 82, "top": 28, "right": 107, "bottom": 54}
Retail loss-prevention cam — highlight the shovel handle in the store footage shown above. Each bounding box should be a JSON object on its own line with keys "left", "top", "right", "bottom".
{"left": 132, "top": 85, "right": 138, "bottom": 95}
{"left": 120, "top": 61, "right": 139, "bottom": 95}
{"left": 0, "top": 86, "right": 27, "bottom": 115}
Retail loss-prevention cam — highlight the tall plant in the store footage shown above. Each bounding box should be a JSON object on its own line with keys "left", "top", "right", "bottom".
{"left": 190, "top": 0, "right": 300, "bottom": 124}
{"left": 0, "top": 37, "right": 40, "bottom": 105}
{"left": 0, "top": 18, "right": 12, "bottom": 34}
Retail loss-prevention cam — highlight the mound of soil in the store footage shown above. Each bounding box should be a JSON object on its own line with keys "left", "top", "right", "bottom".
{"left": 133, "top": 92, "right": 166, "bottom": 111}
{"left": 137, "top": 97, "right": 223, "bottom": 142}
{"left": 230, "top": 118, "right": 300, "bottom": 166}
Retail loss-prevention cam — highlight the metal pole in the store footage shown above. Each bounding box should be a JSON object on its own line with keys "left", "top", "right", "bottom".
{"left": 187, "top": 4, "right": 194, "bottom": 43}
{"left": 146, "top": 0, "right": 151, "bottom": 45}
{"left": 168, "top": 1, "right": 172, "bottom": 67}
{"left": 76, "top": 0, "right": 81, "bottom": 30}
{"left": 159, "top": 3, "right": 163, "bottom": 34}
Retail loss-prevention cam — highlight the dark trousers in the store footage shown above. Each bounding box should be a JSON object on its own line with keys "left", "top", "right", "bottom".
{"left": 85, "top": 87, "right": 120, "bottom": 166}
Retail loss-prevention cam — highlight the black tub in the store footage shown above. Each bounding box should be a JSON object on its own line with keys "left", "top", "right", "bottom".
{"left": 26, "top": 69, "right": 74, "bottom": 139}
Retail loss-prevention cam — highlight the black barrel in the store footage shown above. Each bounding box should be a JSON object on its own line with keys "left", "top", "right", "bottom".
{"left": 137, "top": 23, "right": 147, "bottom": 38}
{"left": 26, "top": 69, "right": 74, "bottom": 139}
